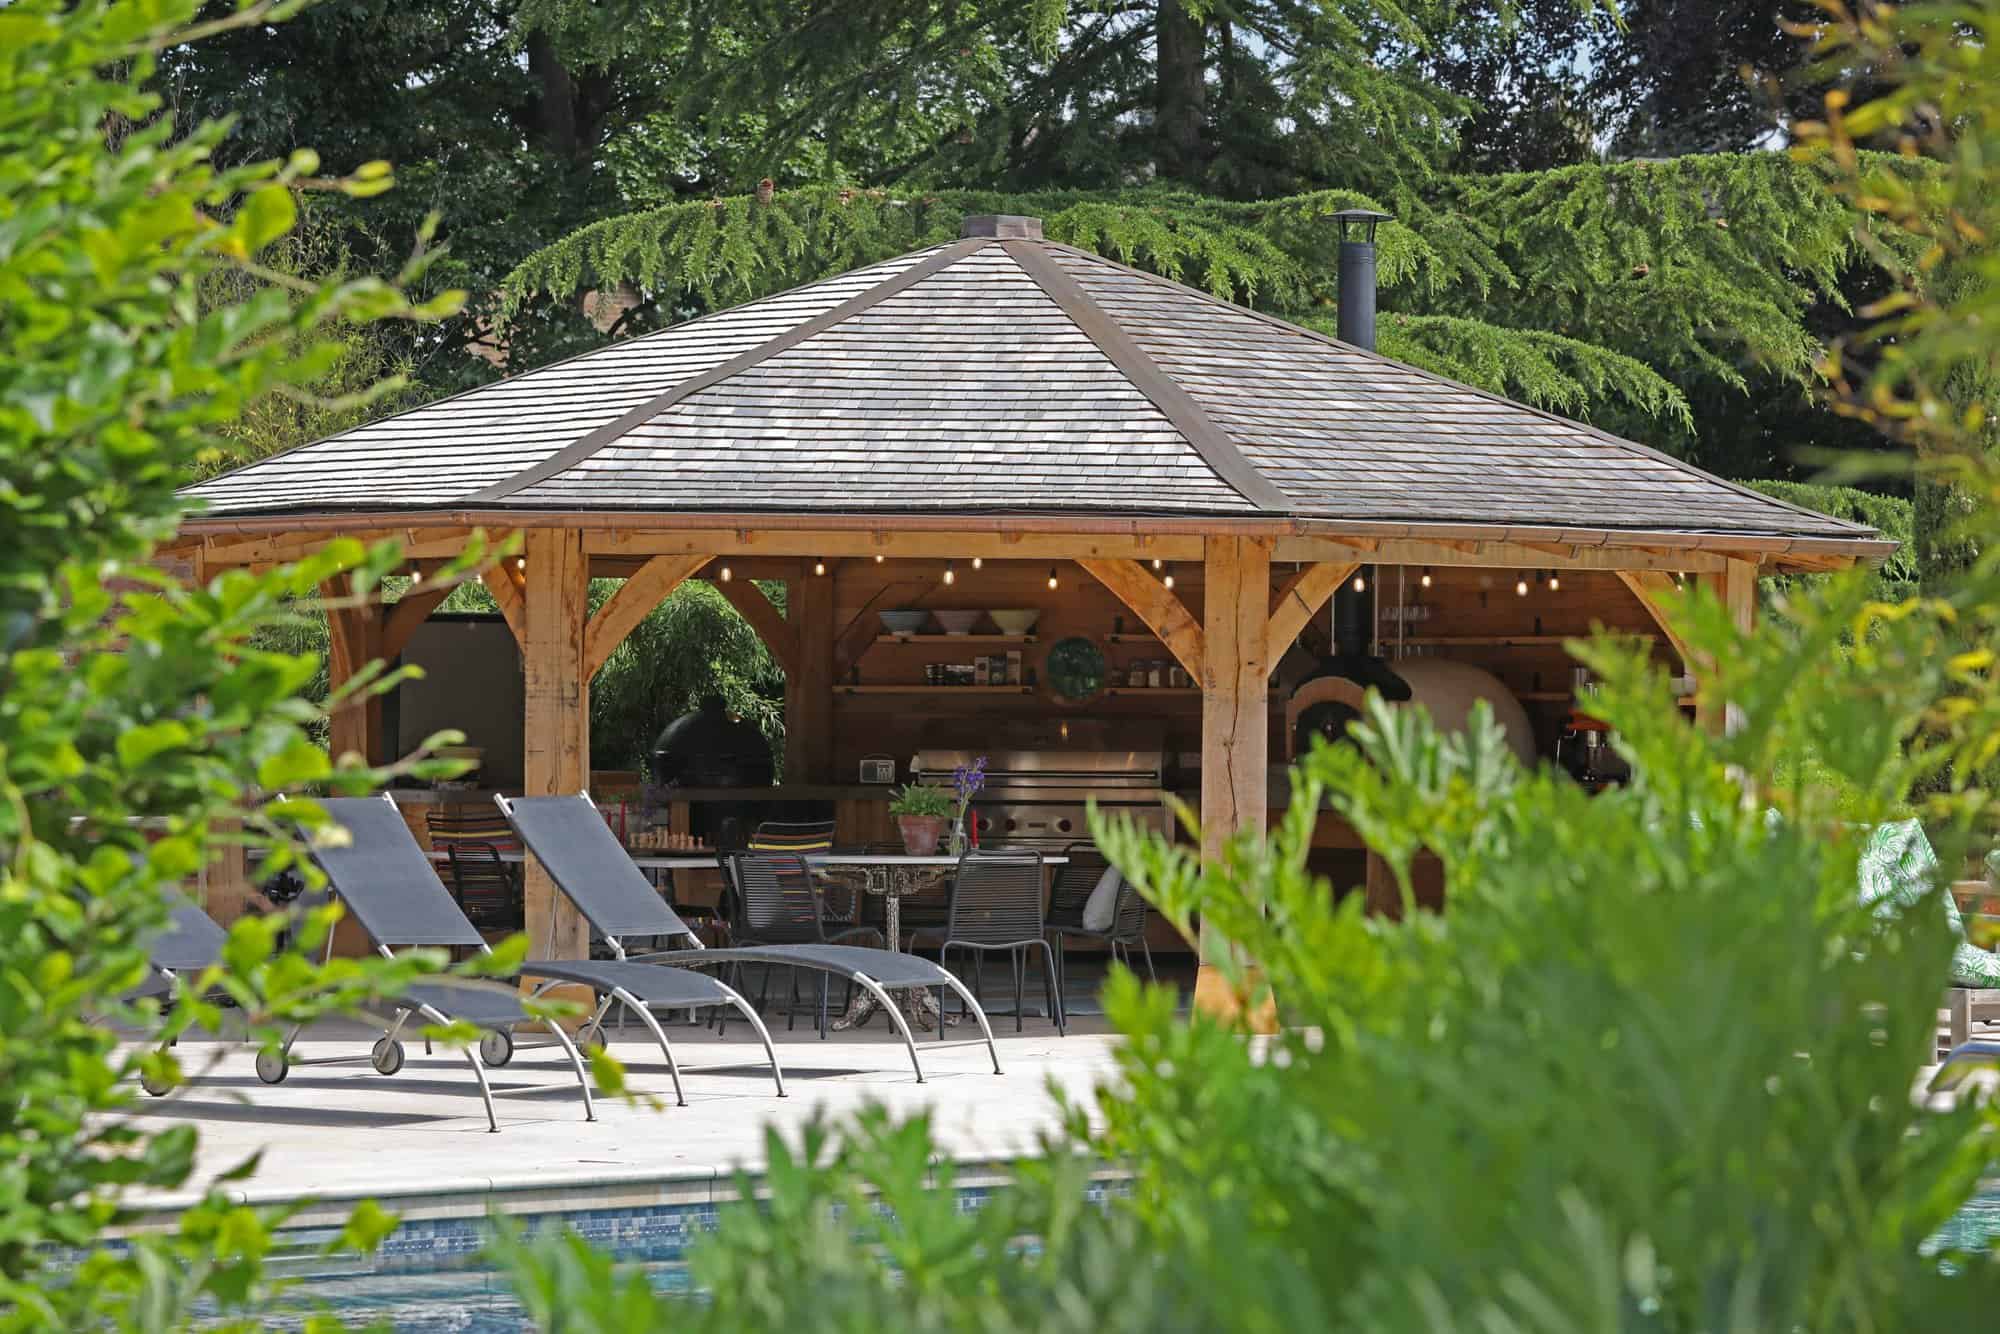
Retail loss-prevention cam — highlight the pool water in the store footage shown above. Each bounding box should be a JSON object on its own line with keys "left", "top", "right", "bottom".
{"left": 244, "top": 1182, "right": 1999, "bottom": 1329}
{"left": 248, "top": 1187, "right": 1008, "bottom": 1331}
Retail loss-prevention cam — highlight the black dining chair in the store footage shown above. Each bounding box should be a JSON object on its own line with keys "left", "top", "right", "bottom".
{"left": 1044, "top": 841, "right": 1155, "bottom": 998}
{"left": 939, "top": 849, "right": 1063, "bottom": 1035}
{"left": 723, "top": 852, "right": 882, "bottom": 1036}
{"left": 442, "top": 841, "right": 525, "bottom": 950}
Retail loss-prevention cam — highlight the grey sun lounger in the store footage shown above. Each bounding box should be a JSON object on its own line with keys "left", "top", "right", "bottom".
{"left": 311, "top": 795, "right": 785, "bottom": 1115}
{"left": 496, "top": 793, "right": 1003, "bottom": 1082}
{"left": 131, "top": 889, "right": 576, "bottom": 1128}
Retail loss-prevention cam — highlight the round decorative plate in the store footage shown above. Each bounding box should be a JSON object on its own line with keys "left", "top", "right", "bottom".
{"left": 1044, "top": 636, "right": 1108, "bottom": 704}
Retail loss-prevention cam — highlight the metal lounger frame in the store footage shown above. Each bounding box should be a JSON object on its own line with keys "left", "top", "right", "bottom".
{"left": 320, "top": 794, "right": 787, "bottom": 1113}
{"left": 495, "top": 792, "right": 1005, "bottom": 1083}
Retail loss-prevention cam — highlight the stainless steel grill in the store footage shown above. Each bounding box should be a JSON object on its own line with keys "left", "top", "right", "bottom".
{"left": 912, "top": 748, "right": 1170, "bottom": 850}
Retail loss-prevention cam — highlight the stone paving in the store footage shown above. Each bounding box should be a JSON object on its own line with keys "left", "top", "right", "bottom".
{"left": 118, "top": 1012, "right": 1120, "bottom": 1226}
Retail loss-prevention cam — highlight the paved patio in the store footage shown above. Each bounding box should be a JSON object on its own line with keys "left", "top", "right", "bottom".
{"left": 117, "top": 1010, "right": 1121, "bottom": 1227}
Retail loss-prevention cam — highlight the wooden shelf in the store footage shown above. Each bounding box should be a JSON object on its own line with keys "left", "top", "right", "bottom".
{"left": 1396, "top": 633, "right": 1656, "bottom": 647}
{"left": 839, "top": 685, "right": 1032, "bottom": 695}
{"left": 872, "top": 633, "right": 1038, "bottom": 645}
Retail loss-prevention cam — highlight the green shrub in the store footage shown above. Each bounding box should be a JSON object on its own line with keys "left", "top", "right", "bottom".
{"left": 0, "top": 2, "right": 507, "bottom": 1324}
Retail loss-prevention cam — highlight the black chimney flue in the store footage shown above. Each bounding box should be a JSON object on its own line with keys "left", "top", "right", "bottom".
{"left": 1330, "top": 209, "right": 1392, "bottom": 352}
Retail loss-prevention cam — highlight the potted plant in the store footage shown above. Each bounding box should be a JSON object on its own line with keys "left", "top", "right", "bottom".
{"left": 888, "top": 782, "right": 954, "bottom": 855}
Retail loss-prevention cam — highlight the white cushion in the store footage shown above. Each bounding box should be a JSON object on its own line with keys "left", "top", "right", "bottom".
{"left": 1081, "top": 864, "right": 1123, "bottom": 932}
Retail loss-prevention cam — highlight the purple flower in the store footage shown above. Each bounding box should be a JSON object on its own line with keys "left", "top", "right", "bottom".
{"left": 952, "top": 756, "right": 987, "bottom": 802}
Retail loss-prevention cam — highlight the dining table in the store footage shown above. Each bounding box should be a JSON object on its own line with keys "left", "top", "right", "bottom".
{"left": 806, "top": 852, "right": 1067, "bottom": 1032}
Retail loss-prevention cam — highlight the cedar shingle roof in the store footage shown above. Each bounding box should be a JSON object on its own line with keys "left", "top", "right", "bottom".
{"left": 181, "top": 221, "right": 1877, "bottom": 547}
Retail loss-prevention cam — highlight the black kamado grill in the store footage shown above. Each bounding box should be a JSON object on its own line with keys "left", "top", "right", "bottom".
{"left": 650, "top": 695, "right": 775, "bottom": 789}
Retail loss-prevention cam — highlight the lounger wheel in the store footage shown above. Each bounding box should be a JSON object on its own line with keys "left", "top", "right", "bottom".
{"left": 255, "top": 1048, "right": 289, "bottom": 1085}
{"left": 478, "top": 1029, "right": 513, "bottom": 1068}
{"left": 370, "top": 1038, "right": 406, "bottom": 1076}
{"left": 139, "top": 1067, "right": 174, "bottom": 1097}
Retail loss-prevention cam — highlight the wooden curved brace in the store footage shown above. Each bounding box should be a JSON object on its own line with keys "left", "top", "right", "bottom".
{"left": 1266, "top": 561, "right": 1357, "bottom": 666}
{"left": 711, "top": 573, "right": 798, "bottom": 675}
{"left": 481, "top": 564, "right": 527, "bottom": 642}
{"left": 581, "top": 553, "right": 708, "bottom": 676}
{"left": 1076, "top": 557, "right": 1206, "bottom": 685}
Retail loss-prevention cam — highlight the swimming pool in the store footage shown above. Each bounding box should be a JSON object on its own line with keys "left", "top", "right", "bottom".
{"left": 241, "top": 1181, "right": 2000, "bottom": 1329}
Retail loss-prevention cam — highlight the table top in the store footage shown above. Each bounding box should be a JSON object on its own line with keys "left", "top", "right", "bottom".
{"left": 425, "top": 848, "right": 1066, "bottom": 870}
{"left": 425, "top": 848, "right": 721, "bottom": 871}
{"left": 808, "top": 853, "right": 1067, "bottom": 866}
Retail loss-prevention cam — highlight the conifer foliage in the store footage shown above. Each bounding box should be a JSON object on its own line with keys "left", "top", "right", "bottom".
{"left": 504, "top": 155, "right": 1913, "bottom": 431}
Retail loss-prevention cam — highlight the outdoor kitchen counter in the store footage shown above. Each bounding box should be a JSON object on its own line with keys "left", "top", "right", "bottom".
{"left": 656, "top": 784, "right": 899, "bottom": 801}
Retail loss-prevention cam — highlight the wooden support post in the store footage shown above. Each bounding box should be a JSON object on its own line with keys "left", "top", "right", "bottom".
{"left": 1195, "top": 535, "right": 1275, "bottom": 1030}
{"left": 786, "top": 563, "right": 836, "bottom": 782}
{"left": 1697, "top": 558, "right": 1757, "bottom": 734}
{"left": 521, "top": 528, "right": 591, "bottom": 961}
{"left": 320, "top": 575, "right": 384, "bottom": 765}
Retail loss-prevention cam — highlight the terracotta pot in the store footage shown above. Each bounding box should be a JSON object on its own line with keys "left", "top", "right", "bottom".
{"left": 897, "top": 814, "right": 946, "bottom": 856}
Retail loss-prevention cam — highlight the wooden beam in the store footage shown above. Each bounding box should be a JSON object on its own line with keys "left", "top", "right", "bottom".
{"left": 1195, "top": 535, "right": 1275, "bottom": 1030}
{"left": 380, "top": 582, "right": 455, "bottom": 662}
{"left": 582, "top": 552, "right": 707, "bottom": 677}
{"left": 521, "top": 529, "right": 591, "bottom": 962}
{"left": 200, "top": 526, "right": 502, "bottom": 568}
{"left": 1273, "top": 535, "right": 1729, "bottom": 574}
{"left": 785, "top": 564, "right": 836, "bottom": 782}
{"left": 1266, "top": 562, "right": 1357, "bottom": 665}
{"left": 589, "top": 528, "right": 1208, "bottom": 563}
{"left": 481, "top": 564, "right": 527, "bottom": 642}
{"left": 711, "top": 574, "right": 799, "bottom": 675}
{"left": 1077, "top": 558, "right": 1207, "bottom": 686}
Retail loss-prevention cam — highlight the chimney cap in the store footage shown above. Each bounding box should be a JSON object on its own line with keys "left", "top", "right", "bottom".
{"left": 1328, "top": 208, "right": 1393, "bottom": 243}
{"left": 961, "top": 214, "right": 1044, "bottom": 240}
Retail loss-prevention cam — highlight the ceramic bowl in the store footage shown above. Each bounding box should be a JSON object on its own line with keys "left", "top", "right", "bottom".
{"left": 933, "top": 610, "right": 982, "bottom": 635}
{"left": 988, "top": 609, "right": 1040, "bottom": 635}
{"left": 878, "top": 609, "right": 930, "bottom": 635}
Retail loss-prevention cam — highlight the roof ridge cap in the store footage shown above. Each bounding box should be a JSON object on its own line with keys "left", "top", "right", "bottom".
{"left": 465, "top": 237, "right": 993, "bottom": 505}
{"left": 1003, "top": 240, "right": 1290, "bottom": 513}
{"left": 1036, "top": 242, "right": 1878, "bottom": 541}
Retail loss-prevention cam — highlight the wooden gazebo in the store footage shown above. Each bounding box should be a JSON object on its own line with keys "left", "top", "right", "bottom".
{"left": 170, "top": 214, "right": 1891, "bottom": 1006}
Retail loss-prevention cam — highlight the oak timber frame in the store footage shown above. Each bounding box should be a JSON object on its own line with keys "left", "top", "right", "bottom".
{"left": 183, "top": 515, "right": 1834, "bottom": 1013}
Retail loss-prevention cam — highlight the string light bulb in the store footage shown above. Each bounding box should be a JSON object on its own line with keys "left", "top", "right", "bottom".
{"left": 514, "top": 556, "right": 525, "bottom": 572}
{"left": 874, "top": 552, "right": 885, "bottom": 564}
{"left": 719, "top": 564, "right": 733, "bottom": 582}
{"left": 942, "top": 562, "right": 956, "bottom": 586}
{"left": 1420, "top": 567, "right": 1433, "bottom": 589}
{"left": 1352, "top": 573, "right": 1367, "bottom": 593}
{"left": 971, "top": 556, "right": 983, "bottom": 570}
{"left": 812, "top": 558, "right": 827, "bottom": 577}
{"left": 1151, "top": 557, "right": 1164, "bottom": 571}
{"left": 1515, "top": 576, "right": 1529, "bottom": 597}
{"left": 1162, "top": 562, "right": 1176, "bottom": 590}
{"left": 1547, "top": 569, "right": 1560, "bottom": 591}
{"left": 1047, "top": 566, "right": 1060, "bottom": 590}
